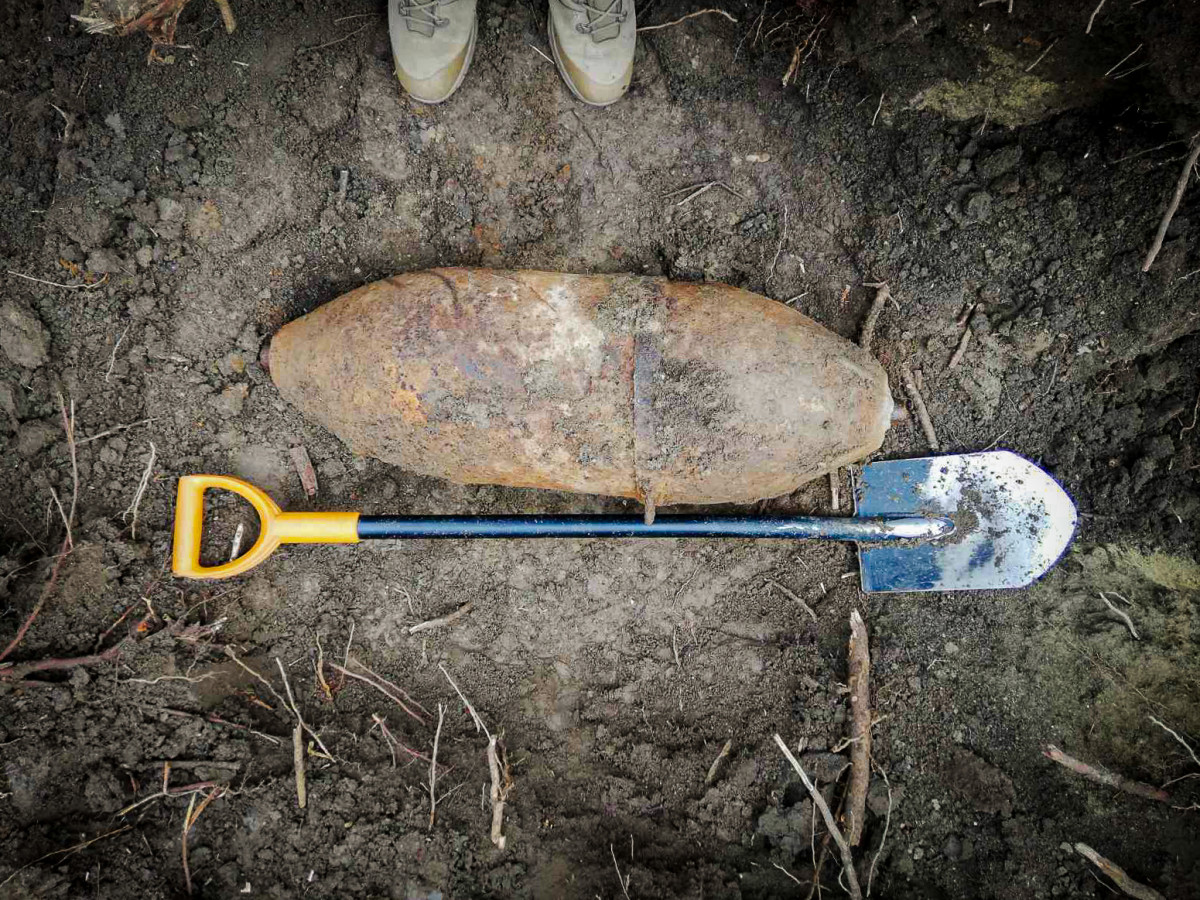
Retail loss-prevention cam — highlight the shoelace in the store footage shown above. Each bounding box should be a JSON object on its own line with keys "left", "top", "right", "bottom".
{"left": 396, "top": 0, "right": 459, "bottom": 33}
{"left": 565, "top": 0, "right": 626, "bottom": 40}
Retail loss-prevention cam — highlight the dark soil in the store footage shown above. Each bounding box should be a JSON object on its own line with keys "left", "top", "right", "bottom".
{"left": 1, "top": 0, "right": 1198, "bottom": 897}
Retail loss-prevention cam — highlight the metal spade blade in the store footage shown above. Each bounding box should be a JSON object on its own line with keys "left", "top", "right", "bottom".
{"left": 855, "top": 451, "right": 1078, "bottom": 593}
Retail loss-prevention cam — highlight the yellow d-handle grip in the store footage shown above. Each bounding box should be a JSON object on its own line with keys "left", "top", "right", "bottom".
{"left": 172, "top": 475, "right": 360, "bottom": 579}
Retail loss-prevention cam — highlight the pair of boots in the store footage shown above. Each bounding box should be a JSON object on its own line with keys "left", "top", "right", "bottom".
{"left": 389, "top": 0, "right": 636, "bottom": 106}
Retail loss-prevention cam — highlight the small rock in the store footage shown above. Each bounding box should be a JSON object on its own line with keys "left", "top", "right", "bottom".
{"left": 943, "top": 834, "right": 962, "bottom": 860}
{"left": 104, "top": 112, "right": 126, "bottom": 138}
{"left": 963, "top": 191, "right": 993, "bottom": 223}
{"left": 16, "top": 420, "right": 58, "bottom": 457}
{"left": 85, "top": 248, "right": 124, "bottom": 275}
{"left": 956, "top": 158, "right": 973, "bottom": 176}
{"left": 944, "top": 642, "right": 960, "bottom": 655}
{"left": 1055, "top": 198, "right": 1077, "bottom": 222}
{"left": 156, "top": 197, "right": 185, "bottom": 222}
{"left": 978, "top": 145, "right": 1022, "bottom": 180}
{"left": 215, "top": 383, "right": 250, "bottom": 417}
{"left": 800, "top": 752, "right": 848, "bottom": 784}
{"left": 135, "top": 247, "right": 154, "bottom": 268}
{"left": 1037, "top": 151, "right": 1065, "bottom": 184}
{"left": 0, "top": 302, "right": 50, "bottom": 368}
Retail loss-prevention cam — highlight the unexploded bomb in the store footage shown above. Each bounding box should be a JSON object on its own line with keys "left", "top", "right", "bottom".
{"left": 269, "top": 268, "right": 893, "bottom": 517}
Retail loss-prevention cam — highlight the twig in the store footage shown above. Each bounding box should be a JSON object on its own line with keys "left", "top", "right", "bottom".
{"left": 6, "top": 270, "right": 109, "bottom": 290}
{"left": 829, "top": 471, "right": 840, "bottom": 511}
{"left": 1148, "top": 716, "right": 1200, "bottom": 768}
{"left": 0, "top": 826, "right": 132, "bottom": 889}
{"left": 0, "top": 540, "right": 70, "bottom": 664}
{"left": 290, "top": 446, "right": 318, "bottom": 498}
{"left": 122, "top": 442, "right": 156, "bottom": 539}
{"left": 301, "top": 24, "right": 367, "bottom": 52}
{"left": 858, "top": 283, "right": 890, "bottom": 352}
{"left": 331, "top": 658, "right": 428, "bottom": 723}
{"left": 1098, "top": 592, "right": 1138, "bottom": 639}
{"left": 1074, "top": 843, "right": 1165, "bottom": 900}
{"left": 230, "top": 523, "right": 245, "bottom": 561}
{"left": 947, "top": 327, "right": 972, "bottom": 370}
{"left": 224, "top": 647, "right": 335, "bottom": 759}
{"left": 638, "top": 8, "right": 736, "bottom": 31}
{"left": 0, "top": 633, "right": 121, "bottom": 680}
{"left": 1142, "top": 137, "right": 1200, "bottom": 272}
{"left": 1104, "top": 43, "right": 1142, "bottom": 77}
{"left": 292, "top": 723, "right": 307, "bottom": 808}
{"left": 182, "top": 792, "right": 196, "bottom": 894}
{"left": 1042, "top": 745, "right": 1170, "bottom": 803}
{"left": 901, "top": 367, "right": 940, "bottom": 450}
{"left": 866, "top": 758, "right": 892, "bottom": 896}
{"left": 409, "top": 601, "right": 474, "bottom": 635}
{"left": 768, "top": 579, "right": 817, "bottom": 623}
{"left": 105, "top": 324, "right": 130, "bottom": 381}
{"left": 775, "top": 862, "right": 804, "bottom": 886}
{"left": 1024, "top": 37, "right": 1059, "bottom": 73}
{"left": 705, "top": 738, "right": 733, "bottom": 786}
{"left": 76, "top": 418, "right": 157, "bottom": 445}
{"left": 774, "top": 734, "right": 862, "bottom": 900}
{"left": 611, "top": 843, "right": 632, "bottom": 899}
{"left": 846, "top": 610, "right": 871, "bottom": 846}
{"left": 428, "top": 703, "right": 445, "bottom": 829}
{"left": 768, "top": 205, "right": 789, "bottom": 282}
{"left": 527, "top": 42, "right": 554, "bottom": 64}
{"left": 438, "top": 663, "right": 491, "bottom": 739}
{"left": 213, "top": 0, "right": 236, "bottom": 32}
{"left": 1086, "top": 0, "right": 1107, "bottom": 34}
{"left": 488, "top": 735, "right": 512, "bottom": 849}
{"left": 60, "top": 395, "right": 78, "bottom": 551}
{"left": 871, "top": 92, "right": 884, "bottom": 127}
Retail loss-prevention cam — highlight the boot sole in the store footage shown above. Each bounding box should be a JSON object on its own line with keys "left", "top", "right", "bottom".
{"left": 547, "top": 18, "right": 625, "bottom": 108}
{"left": 398, "top": 18, "right": 478, "bottom": 105}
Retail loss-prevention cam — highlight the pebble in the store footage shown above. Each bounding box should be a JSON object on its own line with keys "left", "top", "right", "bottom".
{"left": 944, "top": 834, "right": 963, "bottom": 860}
{"left": 964, "top": 191, "right": 993, "bottom": 223}
{"left": 0, "top": 302, "right": 50, "bottom": 368}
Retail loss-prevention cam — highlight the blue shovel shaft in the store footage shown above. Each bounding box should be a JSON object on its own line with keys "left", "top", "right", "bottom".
{"left": 357, "top": 514, "right": 954, "bottom": 541}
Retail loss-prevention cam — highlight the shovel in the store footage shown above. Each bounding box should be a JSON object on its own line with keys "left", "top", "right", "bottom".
{"left": 172, "top": 450, "right": 1076, "bottom": 591}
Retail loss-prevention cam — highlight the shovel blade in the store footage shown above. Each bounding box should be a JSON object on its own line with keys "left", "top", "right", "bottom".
{"left": 855, "top": 451, "right": 1077, "bottom": 593}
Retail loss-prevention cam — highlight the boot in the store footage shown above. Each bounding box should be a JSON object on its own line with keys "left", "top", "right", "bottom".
{"left": 389, "top": 0, "right": 478, "bottom": 103}
{"left": 548, "top": 0, "right": 635, "bottom": 106}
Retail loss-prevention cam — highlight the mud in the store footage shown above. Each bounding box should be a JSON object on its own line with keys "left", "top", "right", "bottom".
{"left": 1, "top": 0, "right": 1198, "bottom": 897}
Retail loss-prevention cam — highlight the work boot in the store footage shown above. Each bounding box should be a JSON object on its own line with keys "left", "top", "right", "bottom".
{"left": 389, "top": 0, "right": 477, "bottom": 103}
{"left": 548, "top": 0, "right": 636, "bottom": 106}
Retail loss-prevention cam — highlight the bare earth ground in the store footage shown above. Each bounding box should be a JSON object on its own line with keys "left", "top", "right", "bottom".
{"left": 1, "top": 0, "right": 1199, "bottom": 897}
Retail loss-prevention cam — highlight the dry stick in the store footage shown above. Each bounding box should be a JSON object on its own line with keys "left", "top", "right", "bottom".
{"left": 213, "top": 0, "right": 236, "bottom": 33}
{"left": 947, "top": 327, "right": 972, "bottom": 370}
{"left": 0, "top": 634, "right": 122, "bottom": 679}
{"left": 224, "top": 648, "right": 334, "bottom": 759}
{"left": 1099, "top": 592, "right": 1139, "bottom": 639}
{"left": 768, "top": 579, "right": 817, "bottom": 623}
{"left": 438, "top": 663, "right": 491, "bottom": 738}
{"left": 409, "top": 601, "right": 474, "bottom": 635}
{"left": 292, "top": 723, "right": 307, "bottom": 809}
{"left": 6, "top": 270, "right": 109, "bottom": 291}
{"left": 59, "top": 396, "right": 78, "bottom": 548}
{"left": 0, "top": 540, "right": 71, "bottom": 664}
{"left": 611, "top": 843, "right": 633, "bottom": 899}
{"left": 0, "top": 826, "right": 132, "bottom": 889}
{"left": 1025, "top": 37, "right": 1059, "bottom": 73}
{"left": 871, "top": 92, "right": 884, "bottom": 127}
{"left": 637, "top": 8, "right": 736, "bottom": 31}
{"left": 858, "top": 284, "right": 890, "bottom": 352}
{"left": 1085, "top": 0, "right": 1107, "bottom": 33}
{"left": 182, "top": 793, "right": 197, "bottom": 894}
{"left": 487, "top": 735, "right": 511, "bottom": 849}
{"left": 1142, "top": 138, "right": 1200, "bottom": 272}
{"left": 865, "top": 758, "right": 892, "bottom": 897}
{"left": 122, "top": 442, "right": 156, "bottom": 539}
{"left": 846, "top": 610, "right": 871, "bottom": 846}
{"left": 901, "top": 367, "right": 940, "bottom": 451}
{"left": 76, "top": 417, "right": 156, "bottom": 445}
{"left": 275, "top": 656, "right": 333, "bottom": 766}
{"left": 829, "top": 471, "right": 840, "bottom": 511}
{"left": 1074, "top": 843, "right": 1165, "bottom": 900}
{"left": 331, "top": 660, "right": 427, "bottom": 723}
{"left": 769, "top": 204, "right": 789, "bottom": 282}
{"left": 774, "top": 734, "right": 862, "bottom": 900}
{"left": 428, "top": 702, "right": 446, "bottom": 829}
{"left": 105, "top": 324, "right": 129, "bottom": 381}
{"left": 1104, "top": 43, "right": 1142, "bottom": 78}
{"left": 1148, "top": 715, "right": 1200, "bottom": 768}
{"left": 290, "top": 445, "right": 318, "bottom": 498}
{"left": 1042, "top": 745, "right": 1170, "bottom": 803}
{"left": 705, "top": 739, "right": 734, "bottom": 787}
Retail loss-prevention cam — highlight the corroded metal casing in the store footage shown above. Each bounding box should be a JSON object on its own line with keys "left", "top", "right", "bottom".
{"left": 270, "top": 269, "right": 892, "bottom": 509}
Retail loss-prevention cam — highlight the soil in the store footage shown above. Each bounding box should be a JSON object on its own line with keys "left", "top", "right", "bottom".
{"left": 1, "top": 0, "right": 1199, "bottom": 898}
